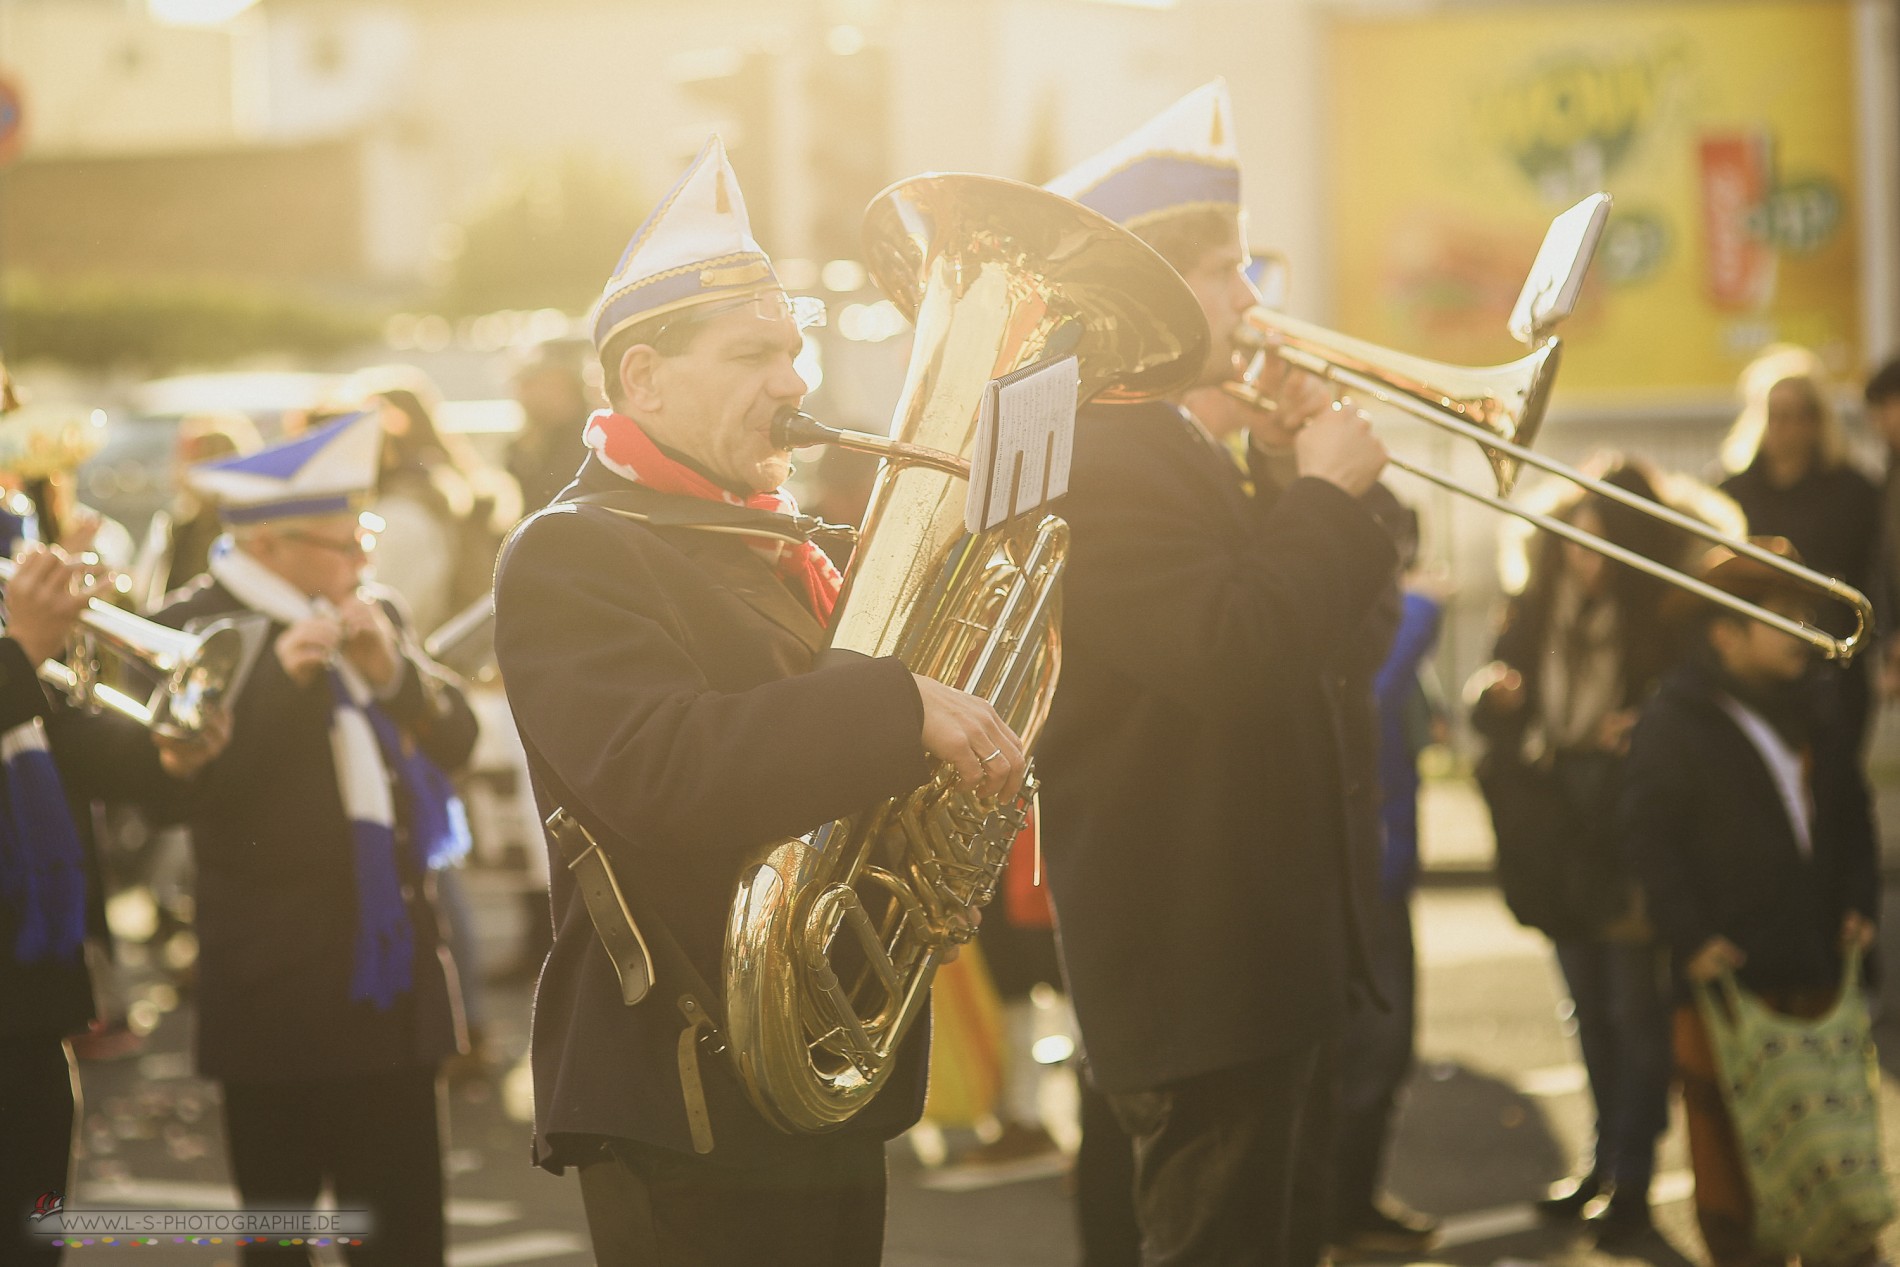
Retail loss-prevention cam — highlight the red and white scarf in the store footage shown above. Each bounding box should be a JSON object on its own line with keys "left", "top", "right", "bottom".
{"left": 583, "top": 410, "right": 844, "bottom": 624}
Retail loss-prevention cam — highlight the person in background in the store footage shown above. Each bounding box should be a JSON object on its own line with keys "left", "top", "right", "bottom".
{"left": 0, "top": 354, "right": 231, "bottom": 1266}
{"left": 507, "top": 338, "right": 594, "bottom": 514}
{"left": 348, "top": 373, "right": 480, "bottom": 636}
{"left": 1329, "top": 502, "right": 1445, "bottom": 1257}
{"left": 1860, "top": 356, "right": 1900, "bottom": 702}
{"left": 1718, "top": 346, "right": 1879, "bottom": 753}
{"left": 0, "top": 547, "right": 228, "bottom": 1266}
{"left": 130, "top": 412, "right": 264, "bottom": 610}
{"left": 1468, "top": 457, "right": 1696, "bottom": 1246}
{"left": 155, "top": 411, "right": 478, "bottom": 1267}
{"left": 1621, "top": 539, "right": 1878, "bottom": 1267}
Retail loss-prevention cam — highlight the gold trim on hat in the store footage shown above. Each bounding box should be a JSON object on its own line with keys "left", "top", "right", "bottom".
{"left": 700, "top": 260, "right": 773, "bottom": 288}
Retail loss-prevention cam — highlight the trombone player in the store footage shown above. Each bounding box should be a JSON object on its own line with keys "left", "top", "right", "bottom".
{"left": 1036, "top": 82, "right": 1396, "bottom": 1267}
{"left": 492, "top": 138, "right": 1021, "bottom": 1266}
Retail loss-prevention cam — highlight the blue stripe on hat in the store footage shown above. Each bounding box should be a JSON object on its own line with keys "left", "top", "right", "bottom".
{"left": 1076, "top": 155, "right": 1241, "bottom": 226}
{"left": 592, "top": 254, "right": 778, "bottom": 349}
{"left": 220, "top": 494, "right": 356, "bottom": 525}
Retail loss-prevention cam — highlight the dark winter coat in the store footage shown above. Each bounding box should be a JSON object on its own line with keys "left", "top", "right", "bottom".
{"left": 0, "top": 639, "right": 179, "bottom": 1039}
{"left": 152, "top": 579, "right": 477, "bottom": 1083}
{"left": 1035, "top": 402, "right": 1397, "bottom": 1095}
{"left": 1620, "top": 659, "right": 1878, "bottom": 996}
{"left": 494, "top": 456, "right": 936, "bottom": 1169}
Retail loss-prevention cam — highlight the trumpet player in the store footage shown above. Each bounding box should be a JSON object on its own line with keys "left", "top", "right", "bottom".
{"left": 492, "top": 138, "right": 1020, "bottom": 1266}
{"left": 1036, "top": 81, "right": 1398, "bottom": 1267}
{"left": 1, "top": 542, "right": 229, "bottom": 1265}
{"left": 150, "top": 411, "right": 477, "bottom": 1267}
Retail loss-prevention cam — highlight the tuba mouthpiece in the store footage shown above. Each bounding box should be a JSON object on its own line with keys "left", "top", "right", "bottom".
{"left": 772, "top": 410, "right": 836, "bottom": 451}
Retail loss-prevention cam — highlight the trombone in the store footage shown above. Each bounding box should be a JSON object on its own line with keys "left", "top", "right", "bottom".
{"left": 0, "top": 556, "right": 258, "bottom": 735}
{"left": 1223, "top": 195, "right": 1874, "bottom": 663}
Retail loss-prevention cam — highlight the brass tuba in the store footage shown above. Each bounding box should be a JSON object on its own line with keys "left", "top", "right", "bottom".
{"left": 721, "top": 173, "right": 1207, "bottom": 1132}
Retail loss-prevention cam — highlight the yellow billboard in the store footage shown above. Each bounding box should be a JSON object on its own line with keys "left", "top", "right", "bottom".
{"left": 1326, "top": 0, "right": 1863, "bottom": 396}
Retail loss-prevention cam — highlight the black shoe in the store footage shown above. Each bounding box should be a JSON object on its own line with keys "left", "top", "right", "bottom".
{"left": 1331, "top": 1197, "right": 1442, "bottom": 1256}
{"left": 1534, "top": 1170, "right": 1603, "bottom": 1221}
{"left": 1584, "top": 1192, "right": 1654, "bottom": 1250}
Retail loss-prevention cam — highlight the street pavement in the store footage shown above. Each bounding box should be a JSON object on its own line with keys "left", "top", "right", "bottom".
{"left": 47, "top": 789, "right": 1900, "bottom": 1266}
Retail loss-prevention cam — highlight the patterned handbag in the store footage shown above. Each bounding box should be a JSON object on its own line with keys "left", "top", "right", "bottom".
{"left": 1697, "top": 954, "right": 1895, "bottom": 1260}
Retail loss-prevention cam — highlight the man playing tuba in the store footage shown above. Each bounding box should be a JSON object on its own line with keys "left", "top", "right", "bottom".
{"left": 492, "top": 137, "right": 1022, "bottom": 1266}
{"left": 1035, "top": 81, "right": 1396, "bottom": 1266}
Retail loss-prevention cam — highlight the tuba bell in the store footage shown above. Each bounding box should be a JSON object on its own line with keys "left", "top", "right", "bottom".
{"left": 0, "top": 556, "right": 257, "bottom": 736}
{"left": 720, "top": 173, "right": 1208, "bottom": 1133}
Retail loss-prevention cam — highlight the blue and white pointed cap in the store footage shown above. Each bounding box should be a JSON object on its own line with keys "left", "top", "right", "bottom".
{"left": 590, "top": 136, "right": 781, "bottom": 352}
{"left": 187, "top": 410, "right": 383, "bottom": 525}
{"left": 1046, "top": 79, "right": 1241, "bottom": 229}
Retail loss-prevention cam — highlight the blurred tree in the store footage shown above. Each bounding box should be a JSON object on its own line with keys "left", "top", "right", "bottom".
{"left": 807, "top": 41, "right": 891, "bottom": 262}
{"left": 7, "top": 276, "right": 378, "bottom": 371}
{"left": 438, "top": 153, "right": 649, "bottom": 317}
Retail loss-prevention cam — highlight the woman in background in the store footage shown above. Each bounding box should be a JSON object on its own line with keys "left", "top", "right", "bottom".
{"left": 1469, "top": 456, "right": 1727, "bottom": 1246}
{"left": 1718, "top": 345, "right": 1880, "bottom": 753}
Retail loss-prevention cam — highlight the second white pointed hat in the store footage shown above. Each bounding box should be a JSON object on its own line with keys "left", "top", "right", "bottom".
{"left": 1046, "top": 79, "right": 1241, "bottom": 229}
{"left": 590, "top": 136, "right": 782, "bottom": 352}
{"left": 188, "top": 410, "right": 383, "bottom": 524}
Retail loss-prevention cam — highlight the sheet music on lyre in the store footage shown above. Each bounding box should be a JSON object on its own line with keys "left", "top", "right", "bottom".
{"left": 965, "top": 354, "right": 1080, "bottom": 535}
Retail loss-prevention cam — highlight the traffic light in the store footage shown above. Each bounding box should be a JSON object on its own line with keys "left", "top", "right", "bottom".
{"left": 805, "top": 40, "right": 891, "bottom": 263}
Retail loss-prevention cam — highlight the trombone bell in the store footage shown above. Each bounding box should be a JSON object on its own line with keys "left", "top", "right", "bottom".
{"left": 1230, "top": 307, "right": 1561, "bottom": 497}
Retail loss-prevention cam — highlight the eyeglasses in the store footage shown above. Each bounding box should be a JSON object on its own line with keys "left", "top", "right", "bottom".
{"left": 647, "top": 291, "right": 828, "bottom": 349}
{"left": 281, "top": 530, "right": 375, "bottom": 559}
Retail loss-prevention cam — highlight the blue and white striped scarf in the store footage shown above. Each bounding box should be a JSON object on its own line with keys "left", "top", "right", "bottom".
{"left": 0, "top": 712, "right": 86, "bottom": 965}
{"left": 210, "top": 541, "right": 470, "bottom": 1011}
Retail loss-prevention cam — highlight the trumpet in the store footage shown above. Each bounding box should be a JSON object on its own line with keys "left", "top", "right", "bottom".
{"left": 1223, "top": 199, "right": 1873, "bottom": 662}
{"left": 0, "top": 557, "right": 256, "bottom": 735}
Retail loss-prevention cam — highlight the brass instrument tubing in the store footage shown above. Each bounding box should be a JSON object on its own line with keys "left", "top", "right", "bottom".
{"left": 1272, "top": 349, "right": 1874, "bottom": 661}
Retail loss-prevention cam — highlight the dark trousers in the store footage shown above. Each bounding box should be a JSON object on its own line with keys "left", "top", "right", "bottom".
{"left": 1074, "top": 1077, "right": 1140, "bottom": 1267}
{"left": 1331, "top": 894, "right": 1419, "bottom": 1223}
{"left": 577, "top": 1135, "right": 887, "bottom": 1267}
{"left": 1106, "top": 1043, "right": 1326, "bottom": 1267}
{"left": 0, "top": 1034, "right": 76, "bottom": 1266}
{"left": 221, "top": 1067, "right": 444, "bottom": 1267}
{"left": 581, "top": 1132, "right": 885, "bottom": 1267}
{"left": 1552, "top": 939, "right": 1672, "bottom": 1197}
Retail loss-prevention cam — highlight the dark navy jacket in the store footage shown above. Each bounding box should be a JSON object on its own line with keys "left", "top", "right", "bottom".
{"left": 1036, "top": 402, "right": 1397, "bottom": 1093}
{"left": 494, "top": 457, "right": 935, "bottom": 1169}
{"left": 153, "top": 579, "right": 476, "bottom": 1083}
{"left": 1621, "top": 660, "right": 1877, "bottom": 996}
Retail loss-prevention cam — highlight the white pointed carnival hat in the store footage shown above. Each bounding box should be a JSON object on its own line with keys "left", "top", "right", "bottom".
{"left": 187, "top": 410, "right": 383, "bottom": 524}
{"left": 589, "top": 136, "right": 782, "bottom": 352}
{"left": 1046, "top": 79, "right": 1241, "bottom": 229}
